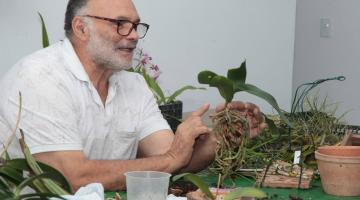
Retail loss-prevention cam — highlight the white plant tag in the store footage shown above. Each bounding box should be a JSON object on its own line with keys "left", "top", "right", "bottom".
{"left": 293, "top": 150, "right": 301, "bottom": 164}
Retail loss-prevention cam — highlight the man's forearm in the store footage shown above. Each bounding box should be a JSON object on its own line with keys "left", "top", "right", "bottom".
{"left": 35, "top": 152, "right": 176, "bottom": 192}
{"left": 78, "top": 155, "right": 174, "bottom": 190}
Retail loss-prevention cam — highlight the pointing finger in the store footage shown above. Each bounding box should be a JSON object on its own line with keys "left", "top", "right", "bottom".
{"left": 191, "top": 103, "right": 210, "bottom": 117}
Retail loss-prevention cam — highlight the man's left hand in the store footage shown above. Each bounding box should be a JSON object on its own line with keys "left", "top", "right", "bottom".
{"left": 215, "top": 101, "right": 267, "bottom": 138}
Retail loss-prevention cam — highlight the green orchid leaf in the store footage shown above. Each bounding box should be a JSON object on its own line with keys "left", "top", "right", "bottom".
{"left": 20, "top": 131, "right": 71, "bottom": 195}
{"left": 166, "top": 86, "right": 205, "bottom": 104}
{"left": 235, "top": 83, "right": 292, "bottom": 127}
{"left": 198, "top": 71, "right": 218, "bottom": 84}
{"left": 172, "top": 173, "right": 215, "bottom": 200}
{"left": 127, "top": 68, "right": 135, "bottom": 72}
{"left": 209, "top": 76, "right": 234, "bottom": 103}
{"left": 17, "top": 192, "right": 65, "bottom": 200}
{"left": 227, "top": 60, "right": 246, "bottom": 85}
{"left": 0, "top": 192, "right": 13, "bottom": 200}
{"left": 264, "top": 115, "right": 281, "bottom": 135}
{"left": 38, "top": 12, "right": 49, "bottom": 48}
{"left": 6, "top": 159, "right": 71, "bottom": 193}
{"left": 0, "top": 176, "right": 12, "bottom": 193}
{"left": 0, "top": 166, "right": 24, "bottom": 184}
{"left": 224, "top": 187, "right": 267, "bottom": 200}
{"left": 14, "top": 172, "right": 57, "bottom": 196}
{"left": 140, "top": 68, "right": 166, "bottom": 104}
{"left": 5, "top": 159, "right": 30, "bottom": 172}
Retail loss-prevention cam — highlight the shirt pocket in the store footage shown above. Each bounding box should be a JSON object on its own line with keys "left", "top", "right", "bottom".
{"left": 104, "top": 113, "right": 139, "bottom": 160}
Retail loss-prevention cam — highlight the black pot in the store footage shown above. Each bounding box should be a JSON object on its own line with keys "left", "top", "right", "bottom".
{"left": 159, "top": 101, "right": 182, "bottom": 133}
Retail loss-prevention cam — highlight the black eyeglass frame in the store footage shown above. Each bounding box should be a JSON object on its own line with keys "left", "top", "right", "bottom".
{"left": 81, "top": 15, "right": 150, "bottom": 38}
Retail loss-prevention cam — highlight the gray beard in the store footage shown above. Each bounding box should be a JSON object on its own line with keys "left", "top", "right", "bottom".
{"left": 86, "top": 33, "right": 133, "bottom": 71}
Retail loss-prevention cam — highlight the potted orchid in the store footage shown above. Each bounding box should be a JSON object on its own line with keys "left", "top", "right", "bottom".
{"left": 131, "top": 49, "right": 205, "bottom": 132}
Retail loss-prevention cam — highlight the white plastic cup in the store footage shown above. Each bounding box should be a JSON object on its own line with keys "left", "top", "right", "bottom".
{"left": 124, "top": 171, "right": 171, "bottom": 200}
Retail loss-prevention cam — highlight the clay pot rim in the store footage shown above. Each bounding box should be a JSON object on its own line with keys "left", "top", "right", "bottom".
{"left": 318, "top": 146, "right": 360, "bottom": 150}
{"left": 315, "top": 151, "right": 360, "bottom": 163}
{"left": 317, "top": 145, "right": 360, "bottom": 157}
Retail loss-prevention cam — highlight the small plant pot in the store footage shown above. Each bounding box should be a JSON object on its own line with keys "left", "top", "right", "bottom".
{"left": 315, "top": 149, "right": 360, "bottom": 196}
{"left": 159, "top": 101, "right": 182, "bottom": 133}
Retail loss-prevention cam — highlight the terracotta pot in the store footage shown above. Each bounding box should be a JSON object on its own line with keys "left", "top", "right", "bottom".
{"left": 318, "top": 146, "right": 360, "bottom": 157}
{"left": 315, "top": 151, "right": 360, "bottom": 196}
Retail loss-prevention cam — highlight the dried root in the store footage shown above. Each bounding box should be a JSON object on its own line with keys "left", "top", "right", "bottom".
{"left": 209, "top": 108, "right": 250, "bottom": 186}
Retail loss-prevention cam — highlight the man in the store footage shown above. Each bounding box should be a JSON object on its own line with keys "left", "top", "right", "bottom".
{"left": 0, "top": 0, "right": 265, "bottom": 192}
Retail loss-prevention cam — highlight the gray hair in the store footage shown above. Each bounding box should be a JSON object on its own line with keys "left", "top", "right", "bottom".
{"left": 64, "top": 0, "right": 89, "bottom": 38}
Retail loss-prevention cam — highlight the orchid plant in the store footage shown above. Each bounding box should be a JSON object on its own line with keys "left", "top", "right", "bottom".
{"left": 132, "top": 49, "right": 161, "bottom": 81}
{"left": 131, "top": 49, "right": 205, "bottom": 105}
{"left": 197, "top": 61, "right": 291, "bottom": 186}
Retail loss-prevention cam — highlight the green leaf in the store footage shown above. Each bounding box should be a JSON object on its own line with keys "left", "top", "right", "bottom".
{"left": 6, "top": 159, "right": 71, "bottom": 193}
{"left": 19, "top": 132, "right": 71, "bottom": 195}
{"left": 209, "top": 76, "right": 234, "bottom": 103}
{"left": 141, "top": 68, "right": 166, "bottom": 104}
{"left": 224, "top": 187, "right": 267, "bottom": 200}
{"left": 227, "top": 60, "right": 246, "bottom": 85}
{"left": 2, "top": 158, "right": 49, "bottom": 194}
{"left": 0, "top": 166, "right": 24, "bottom": 184}
{"left": 38, "top": 12, "right": 49, "bottom": 48}
{"left": 14, "top": 173, "right": 55, "bottom": 196}
{"left": 4, "top": 159, "right": 30, "bottom": 171}
{"left": 166, "top": 86, "right": 205, "bottom": 104}
{"left": 235, "top": 83, "right": 292, "bottom": 127}
{"left": 0, "top": 176, "right": 12, "bottom": 194}
{"left": 0, "top": 193, "right": 13, "bottom": 200}
{"left": 198, "top": 71, "right": 218, "bottom": 84}
{"left": 127, "top": 68, "right": 135, "bottom": 72}
{"left": 264, "top": 115, "right": 280, "bottom": 135}
{"left": 172, "top": 173, "right": 215, "bottom": 200}
{"left": 17, "top": 192, "right": 65, "bottom": 200}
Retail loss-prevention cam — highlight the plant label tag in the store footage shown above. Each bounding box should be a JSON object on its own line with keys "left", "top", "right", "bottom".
{"left": 293, "top": 150, "right": 301, "bottom": 164}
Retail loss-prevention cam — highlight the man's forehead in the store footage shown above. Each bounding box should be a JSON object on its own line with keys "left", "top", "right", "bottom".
{"left": 87, "top": 0, "right": 139, "bottom": 20}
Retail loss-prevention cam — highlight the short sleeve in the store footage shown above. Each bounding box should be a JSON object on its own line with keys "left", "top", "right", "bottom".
{"left": 2, "top": 60, "right": 82, "bottom": 154}
{"left": 135, "top": 75, "right": 171, "bottom": 140}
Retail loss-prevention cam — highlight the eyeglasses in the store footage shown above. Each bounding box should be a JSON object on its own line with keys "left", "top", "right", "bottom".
{"left": 81, "top": 15, "right": 149, "bottom": 39}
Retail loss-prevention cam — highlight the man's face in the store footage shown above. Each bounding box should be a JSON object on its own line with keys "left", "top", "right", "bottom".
{"left": 84, "top": 0, "right": 140, "bottom": 70}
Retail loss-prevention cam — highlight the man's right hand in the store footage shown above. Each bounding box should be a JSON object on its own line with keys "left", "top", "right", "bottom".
{"left": 164, "top": 103, "right": 211, "bottom": 171}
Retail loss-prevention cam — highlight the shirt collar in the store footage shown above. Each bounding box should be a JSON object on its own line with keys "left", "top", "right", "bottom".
{"left": 62, "top": 37, "right": 126, "bottom": 87}
{"left": 62, "top": 37, "right": 90, "bottom": 82}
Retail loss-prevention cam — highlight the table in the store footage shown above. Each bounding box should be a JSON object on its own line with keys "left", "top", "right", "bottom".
{"left": 105, "top": 176, "right": 360, "bottom": 200}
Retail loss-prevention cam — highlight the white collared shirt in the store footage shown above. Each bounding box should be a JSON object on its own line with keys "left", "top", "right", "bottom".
{"left": 0, "top": 38, "right": 170, "bottom": 160}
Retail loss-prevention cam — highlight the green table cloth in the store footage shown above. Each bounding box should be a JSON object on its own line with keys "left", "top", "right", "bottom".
{"left": 105, "top": 176, "right": 359, "bottom": 200}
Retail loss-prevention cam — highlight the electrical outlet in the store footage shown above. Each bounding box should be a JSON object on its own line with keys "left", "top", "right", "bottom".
{"left": 320, "top": 18, "right": 331, "bottom": 38}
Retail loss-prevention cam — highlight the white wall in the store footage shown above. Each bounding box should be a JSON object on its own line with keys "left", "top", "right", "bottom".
{"left": 133, "top": 0, "right": 296, "bottom": 113}
{"left": 0, "top": 0, "right": 296, "bottom": 114}
{"left": 0, "top": 0, "right": 67, "bottom": 75}
{"left": 293, "top": 0, "right": 360, "bottom": 125}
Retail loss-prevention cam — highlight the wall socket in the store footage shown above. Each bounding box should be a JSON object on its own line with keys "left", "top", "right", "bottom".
{"left": 320, "top": 18, "right": 331, "bottom": 38}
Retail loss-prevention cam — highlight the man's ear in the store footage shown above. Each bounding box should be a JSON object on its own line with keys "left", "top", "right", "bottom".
{"left": 72, "top": 16, "right": 90, "bottom": 41}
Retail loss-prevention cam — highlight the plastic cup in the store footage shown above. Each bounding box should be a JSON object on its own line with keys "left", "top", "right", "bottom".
{"left": 124, "top": 171, "right": 171, "bottom": 200}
